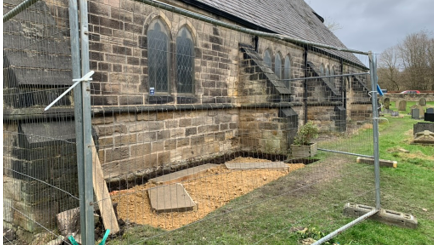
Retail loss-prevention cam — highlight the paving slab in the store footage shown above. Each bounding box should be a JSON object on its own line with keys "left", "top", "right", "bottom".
{"left": 150, "top": 164, "right": 218, "bottom": 184}
{"left": 225, "top": 161, "right": 288, "bottom": 170}
{"left": 148, "top": 183, "right": 196, "bottom": 213}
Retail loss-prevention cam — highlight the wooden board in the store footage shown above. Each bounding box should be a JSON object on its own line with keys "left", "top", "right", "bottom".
{"left": 91, "top": 139, "right": 120, "bottom": 234}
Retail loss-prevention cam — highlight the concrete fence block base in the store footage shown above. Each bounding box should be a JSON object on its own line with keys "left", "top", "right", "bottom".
{"left": 344, "top": 203, "right": 418, "bottom": 229}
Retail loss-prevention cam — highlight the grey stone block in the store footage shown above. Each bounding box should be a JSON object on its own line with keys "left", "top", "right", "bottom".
{"left": 148, "top": 184, "right": 196, "bottom": 213}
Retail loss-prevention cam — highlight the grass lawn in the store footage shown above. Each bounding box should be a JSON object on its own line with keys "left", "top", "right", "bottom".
{"left": 108, "top": 102, "right": 434, "bottom": 245}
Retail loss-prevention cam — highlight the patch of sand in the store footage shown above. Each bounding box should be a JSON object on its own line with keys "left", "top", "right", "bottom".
{"left": 111, "top": 157, "right": 304, "bottom": 230}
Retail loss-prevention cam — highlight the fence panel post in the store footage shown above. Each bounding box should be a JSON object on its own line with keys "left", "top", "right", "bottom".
{"left": 68, "top": 0, "right": 88, "bottom": 242}
{"left": 369, "top": 52, "right": 381, "bottom": 210}
{"left": 78, "top": 0, "right": 95, "bottom": 243}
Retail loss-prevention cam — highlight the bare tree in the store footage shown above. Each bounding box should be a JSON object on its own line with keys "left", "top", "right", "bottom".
{"left": 427, "top": 38, "right": 434, "bottom": 90}
{"left": 398, "top": 31, "right": 432, "bottom": 90}
{"left": 378, "top": 46, "right": 401, "bottom": 91}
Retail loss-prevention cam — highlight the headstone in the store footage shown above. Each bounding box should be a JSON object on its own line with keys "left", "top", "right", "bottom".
{"left": 425, "top": 113, "right": 434, "bottom": 122}
{"left": 391, "top": 111, "right": 399, "bottom": 117}
{"left": 398, "top": 100, "right": 407, "bottom": 111}
{"left": 384, "top": 98, "right": 390, "bottom": 110}
{"left": 413, "top": 122, "right": 434, "bottom": 135}
{"left": 410, "top": 105, "right": 424, "bottom": 118}
{"left": 419, "top": 98, "right": 426, "bottom": 106}
{"left": 413, "top": 130, "right": 434, "bottom": 144}
{"left": 411, "top": 108, "right": 420, "bottom": 119}
{"left": 426, "top": 108, "right": 434, "bottom": 122}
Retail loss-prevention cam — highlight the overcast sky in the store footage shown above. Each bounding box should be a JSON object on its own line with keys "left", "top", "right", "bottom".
{"left": 306, "top": 0, "right": 434, "bottom": 54}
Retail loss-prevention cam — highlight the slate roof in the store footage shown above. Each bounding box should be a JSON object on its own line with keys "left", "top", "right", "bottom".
{"left": 192, "top": 0, "right": 366, "bottom": 68}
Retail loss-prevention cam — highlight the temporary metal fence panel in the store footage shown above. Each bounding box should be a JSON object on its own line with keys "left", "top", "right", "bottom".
{"left": 3, "top": 0, "right": 80, "bottom": 244}
{"left": 3, "top": 0, "right": 382, "bottom": 244}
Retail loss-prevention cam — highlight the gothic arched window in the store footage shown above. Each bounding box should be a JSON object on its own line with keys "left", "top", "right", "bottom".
{"left": 275, "top": 52, "right": 282, "bottom": 79}
{"left": 320, "top": 63, "right": 325, "bottom": 76}
{"left": 283, "top": 55, "right": 291, "bottom": 88}
{"left": 176, "top": 27, "right": 194, "bottom": 93}
{"left": 147, "top": 19, "right": 170, "bottom": 93}
{"left": 263, "top": 49, "right": 272, "bottom": 68}
{"left": 330, "top": 66, "right": 335, "bottom": 84}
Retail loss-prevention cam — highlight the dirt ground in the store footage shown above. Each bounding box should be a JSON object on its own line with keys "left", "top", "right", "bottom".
{"left": 110, "top": 157, "right": 304, "bottom": 230}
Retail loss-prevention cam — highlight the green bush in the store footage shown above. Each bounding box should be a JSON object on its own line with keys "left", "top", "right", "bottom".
{"left": 293, "top": 121, "right": 319, "bottom": 145}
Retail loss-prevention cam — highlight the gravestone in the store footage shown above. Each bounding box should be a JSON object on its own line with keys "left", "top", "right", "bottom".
{"left": 411, "top": 108, "right": 420, "bottom": 119}
{"left": 426, "top": 108, "right": 434, "bottom": 122}
{"left": 425, "top": 113, "right": 434, "bottom": 122}
{"left": 419, "top": 98, "right": 426, "bottom": 106}
{"left": 384, "top": 98, "right": 390, "bottom": 110}
{"left": 391, "top": 111, "right": 399, "bottom": 117}
{"left": 398, "top": 100, "right": 407, "bottom": 111}
{"left": 413, "top": 122, "right": 434, "bottom": 135}
{"left": 413, "top": 130, "right": 434, "bottom": 144}
{"left": 410, "top": 105, "right": 424, "bottom": 118}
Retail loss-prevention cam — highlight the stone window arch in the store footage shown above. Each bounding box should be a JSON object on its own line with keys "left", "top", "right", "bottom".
{"left": 283, "top": 55, "right": 291, "bottom": 88}
{"left": 274, "top": 52, "right": 282, "bottom": 79}
{"left": 263, "top": 49, "right": 272, "bottom": 68}
{"left": 330, "top": 65, "right": 335, "bottom": 84}
{"left": 147, "top": 18, "right": 171, "bottom": 93}
{"left": 176, "top": 26, "right": 195, "bottom": 94}
{"left": 320, "top": 63, "right": 325, "bottom": 76}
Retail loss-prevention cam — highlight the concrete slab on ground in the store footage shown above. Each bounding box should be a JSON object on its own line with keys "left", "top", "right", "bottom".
{"left": 225, "top": 161, "right": 288, "bottom": 170}
{"left": 149, "top": 164, "right": 218, "bottom": 184}
{"left": 148, "top": 183, "right": 196, "bottom": 213}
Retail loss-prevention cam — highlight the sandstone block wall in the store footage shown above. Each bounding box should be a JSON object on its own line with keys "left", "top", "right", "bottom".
{"left": 239, "top": 108, "right": 290, "bottom": 154}
{"left": 93, "top": 108, "right": 240, "bottom": 181}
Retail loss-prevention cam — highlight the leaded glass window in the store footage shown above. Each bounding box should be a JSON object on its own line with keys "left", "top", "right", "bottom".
{"left": 147, "top": 19, "right": 170, "bottom": 93}
{"left": 330, "top": 66, "right": 335, "bottom": 84}
{"left": 264, "top": 49, "right": 272, "bottom": 68}
{"left": 320, "top": 63, "right": 325, "bottom": 76}
{"left": 325, "top": 65, "right": 330, "bottom": 82}
{"left": 283, "top": 55, "right": 291, "bottom": 88}
{"left": 176, "top": 27, "right": 194, "bottom": 94}
{"left": 275, "top": 53, "right": 282, "bottom": 79}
